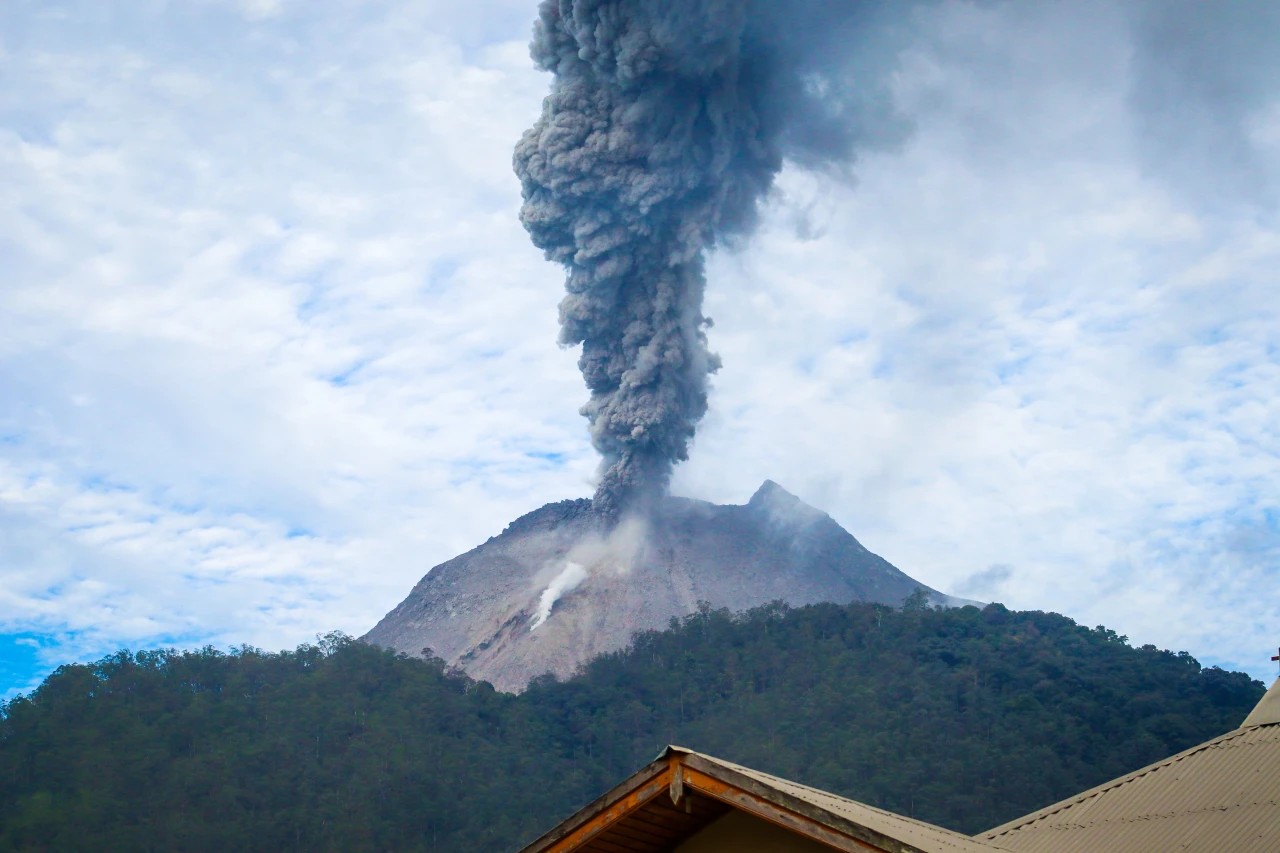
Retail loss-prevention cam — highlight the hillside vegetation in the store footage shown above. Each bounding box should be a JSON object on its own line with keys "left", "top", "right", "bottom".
{"left": 0, "top": 600, "right": 1263, "bottom": 852}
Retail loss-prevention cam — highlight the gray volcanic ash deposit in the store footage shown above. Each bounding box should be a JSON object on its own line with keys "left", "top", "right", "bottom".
{"left": 364, "top": 481, "right": 968, "bottom": 692}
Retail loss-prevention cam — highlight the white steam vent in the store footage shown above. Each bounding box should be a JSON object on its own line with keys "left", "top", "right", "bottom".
{"left": 530, "top": 561, "right": 588, "bottom": 631}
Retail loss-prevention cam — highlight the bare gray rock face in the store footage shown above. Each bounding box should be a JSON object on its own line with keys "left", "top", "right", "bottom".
{"left": 364, "top": 481, "right": 964, "bottom": 692}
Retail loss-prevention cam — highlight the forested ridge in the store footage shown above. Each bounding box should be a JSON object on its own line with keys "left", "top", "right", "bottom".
{"left": 0, "top": 600, "right": 1264, "bottom": 852}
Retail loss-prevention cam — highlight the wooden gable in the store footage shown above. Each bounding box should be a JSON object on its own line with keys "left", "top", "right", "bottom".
{"left": 519, "top": 746, "right": 1003, "bottom": 853}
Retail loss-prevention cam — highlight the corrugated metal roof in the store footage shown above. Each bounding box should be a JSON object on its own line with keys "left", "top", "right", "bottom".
{"left": 526, "top": 681, "right": 1280, "bottom": 853}
{"left": 675, "top": 747, "right": 1009, "bottom": 853}
{"left": 979, "top": 706, "right": 1280, "bottom": 853}
{"left": 1241, "top": 677, "right": 1280, "bottom": 728}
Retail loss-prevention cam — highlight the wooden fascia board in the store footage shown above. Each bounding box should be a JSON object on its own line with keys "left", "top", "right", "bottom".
{"left": 522, "top": 748, "right": 950, "bottom": 853}
{"left": 679, "top": 755, "right": 930, "bottom": 853}
{"left": 522, "top": 763, "right": 673, "bottom": 853}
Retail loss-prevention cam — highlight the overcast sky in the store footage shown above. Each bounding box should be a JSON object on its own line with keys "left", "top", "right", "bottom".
{"left": 2, "top": 0, "right": 1278, "bottom": 699}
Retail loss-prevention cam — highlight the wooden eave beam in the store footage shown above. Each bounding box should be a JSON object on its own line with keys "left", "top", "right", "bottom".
{"left": 531, "top": 766, "right": 673, "bottom": 853}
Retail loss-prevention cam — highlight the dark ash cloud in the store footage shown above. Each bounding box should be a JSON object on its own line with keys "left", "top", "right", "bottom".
{"left": 513, "top": 0, "right": 920, "bottom": 515}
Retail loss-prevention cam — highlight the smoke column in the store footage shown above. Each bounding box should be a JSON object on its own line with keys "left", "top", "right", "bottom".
{"left": 514, "top": 0, "right": 915, "bottom": 516}
{"left": 529, "top": 561, "right": 589, "bottom": 630}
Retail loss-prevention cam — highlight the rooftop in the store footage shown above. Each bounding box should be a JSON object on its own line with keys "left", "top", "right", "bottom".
{"left": 521, "top": 745, "right": 1007, "bottom": 853}
{"left": 979, "top": 678, "right": 1280, "bottom": 853}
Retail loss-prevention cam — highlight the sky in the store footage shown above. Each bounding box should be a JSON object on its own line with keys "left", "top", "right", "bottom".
{"left": 2, "top": 0, "right": 1278, "bottom": 700}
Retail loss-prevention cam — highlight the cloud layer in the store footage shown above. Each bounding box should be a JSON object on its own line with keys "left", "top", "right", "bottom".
{"left": 2, "top": 0, "right": 1277, "bottom": 696}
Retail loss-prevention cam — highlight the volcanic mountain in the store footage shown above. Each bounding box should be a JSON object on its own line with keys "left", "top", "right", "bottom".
{"left": 364, "top": 481, "right": 966, "bottom": 692}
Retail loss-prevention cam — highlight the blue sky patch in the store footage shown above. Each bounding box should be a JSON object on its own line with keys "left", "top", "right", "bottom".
{"left": 0, "top": 633, "right": 57, "bottom": 702}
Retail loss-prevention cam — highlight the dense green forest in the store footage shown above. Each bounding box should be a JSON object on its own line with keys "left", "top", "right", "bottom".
{"left": 0, "top": 600, "right": 1264, "bottom": 852}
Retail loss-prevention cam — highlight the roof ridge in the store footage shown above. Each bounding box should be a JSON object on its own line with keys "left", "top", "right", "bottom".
{"left": 1241, "top": 677, "right": 1280, "bottom": 727}
{"left": 1013, "top": 795, "right": 1278, "bottom": 831}
{"left": 982, "top": 724, "right": 1254, "bottom": 839}
{"left": 686, "top": 749, "right": 1000, "bottom": 845}
{"left": 696, "top": 754, "right": 908, "bottom": 814}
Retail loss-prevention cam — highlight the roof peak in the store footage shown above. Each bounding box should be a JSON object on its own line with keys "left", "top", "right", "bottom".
{"left": 525, "top": 743, "right": 1003, "bottom": 853}
{"left": 1241, "top": 677, "right": 1280, "bottom": 728}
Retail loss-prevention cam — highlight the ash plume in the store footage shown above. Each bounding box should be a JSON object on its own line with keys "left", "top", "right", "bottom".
{"left": 514, "top": 0, "right": 917, "bottom": 516}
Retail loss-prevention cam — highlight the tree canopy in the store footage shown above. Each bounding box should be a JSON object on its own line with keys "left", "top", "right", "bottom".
{"left": 0, "top": 602, "right": 1264, "bottom": 851}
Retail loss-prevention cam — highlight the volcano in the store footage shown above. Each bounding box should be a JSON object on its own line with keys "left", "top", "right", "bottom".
{"left": 364, "top": 481, "right": 968, "bottom": 692}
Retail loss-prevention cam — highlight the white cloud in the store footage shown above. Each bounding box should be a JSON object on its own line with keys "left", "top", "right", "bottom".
{"left": 240, "top": 0, "right": 283, "bottom": 20}
{"left": 1, "top": 0, "right": 1277, "bottom": 692}
{"left": 681, "top": 0, "right": 1279, "bottom": 678}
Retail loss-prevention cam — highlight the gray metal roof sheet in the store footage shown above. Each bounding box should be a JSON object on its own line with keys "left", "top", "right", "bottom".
{"left": 979, "top": 719, "right": 1280, "bottom": 853}
{"left": 674, "top": 747, "right": 1009, "bottom": 853}
{"left": 1241, "top": 677, "right": 1280, "bottom": 728}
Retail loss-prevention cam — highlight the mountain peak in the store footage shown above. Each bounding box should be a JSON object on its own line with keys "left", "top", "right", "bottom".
{"left": 365, "top": 483, "right": 955, "bottom": 692}
{"left": 748, "top": 479, "right": 793, "bottom": 503}
{"left": 747, "top": 480, "right": 829, "bottom": 530}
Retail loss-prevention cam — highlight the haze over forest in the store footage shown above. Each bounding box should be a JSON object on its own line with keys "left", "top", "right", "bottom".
{"left": 2, "top": 0, "right": 1278, "bottom": 697}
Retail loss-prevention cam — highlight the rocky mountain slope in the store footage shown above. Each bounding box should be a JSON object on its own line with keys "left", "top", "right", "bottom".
{"left": 364, "top": 481, "right": 967, "bottom": 691}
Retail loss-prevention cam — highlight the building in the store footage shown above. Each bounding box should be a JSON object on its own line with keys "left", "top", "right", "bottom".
{"left": 519, "top": 677, "right": 1280, "bottom": 852}
{"left": 979, "top": 674, "right": 1280, "bottom": 852}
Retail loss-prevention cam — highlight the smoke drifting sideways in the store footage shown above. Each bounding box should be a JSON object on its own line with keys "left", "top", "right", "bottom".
{"left": 514, "top": 0, "right": 919, "bottom": 518}
{"left": 529, "top": 514, "right": 650, "bottom": 630}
